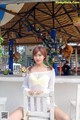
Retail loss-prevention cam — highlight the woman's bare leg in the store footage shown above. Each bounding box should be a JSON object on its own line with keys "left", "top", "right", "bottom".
{"left": 8, "top": 107, "right": 23, "bottom": 120}
{"left": 8, "top": 106, "right": 69, "bottom": 120}
{"left": 54, "top": 107, "right": 69, "bottom": 120}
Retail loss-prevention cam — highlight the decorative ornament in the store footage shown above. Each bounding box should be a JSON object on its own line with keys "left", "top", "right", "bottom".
{"left": 13, "top": 52, "right": 20, "bottom": 63}
{"left": 0, "top": 36, "right": 4, "bottom": 44}
{"left": 20, "top": 66, "right": 26, "bottom": 73}
{"left": 52, "top": 58, "right": 55, "bottom": 63}
{"left": 61, "top": 44, "right": 73, "bottom": 61}
{"left": 73, "top": 5, "right": 80, "bottom": 27}
{"left": 73, "top": 17, "right": 80, "bottom": 26}
{"left": 29, "top": 49, "right": 32, "bottom": 52}
{"left": 13, "top": 46, "right": 21, "bottom": 63}
{"left": 50, "top": 29, "right": 56, "bottom": 40}
{"left": 0, "top": 45, "right": 2, "bottom": 57}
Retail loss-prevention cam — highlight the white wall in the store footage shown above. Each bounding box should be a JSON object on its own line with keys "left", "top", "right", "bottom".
{"left": 55, "top": 83, "right": 77, "bottom": 115}
{"left": 0, "top": 81, "right": 23, "bottom": 112}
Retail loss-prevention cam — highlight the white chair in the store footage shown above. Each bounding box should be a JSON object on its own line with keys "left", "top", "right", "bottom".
{"left": 70, "top": 100, "right": 76, "bottom": 120}
{"left": 24, "top": 90, "right": 54, "bottom": 120}
{"left": 70, "top": 84, "right": 80, "bottom": 120}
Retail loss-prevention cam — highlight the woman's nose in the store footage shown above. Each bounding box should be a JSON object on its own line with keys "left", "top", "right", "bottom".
{"left": 36, "top": 56, "right": 39, "bottom": 59}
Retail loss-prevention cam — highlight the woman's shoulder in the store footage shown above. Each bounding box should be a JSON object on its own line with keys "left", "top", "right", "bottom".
{"left": 26, "top": 66, "right": 32, "bottom": 71}
{"left": 46, "top": 65, "right": 53, "bottom": 71}
{"left": 26, "top": 65, "right": 54, "bottom": 75}
{"left": 46, "top": 66, "right": 55, "bottom": 74}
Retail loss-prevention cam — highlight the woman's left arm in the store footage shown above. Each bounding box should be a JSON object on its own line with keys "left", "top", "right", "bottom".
{"left": 47, "top": 68, "right": 55, "bottom": 93}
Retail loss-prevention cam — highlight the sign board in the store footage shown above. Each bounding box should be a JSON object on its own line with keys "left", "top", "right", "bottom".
{"left": 0, "top": 0, "right": 55, "bottom": 4}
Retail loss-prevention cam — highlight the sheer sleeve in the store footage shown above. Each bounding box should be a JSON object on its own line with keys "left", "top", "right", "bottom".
{"left": 47, "top": 68, "right": 55, "bottom": 92}
{"left": 22, "top": 75, "right": 30, "bottom": 91}
{"left": 22, "top": 66, "right": 31, "bottom": 91}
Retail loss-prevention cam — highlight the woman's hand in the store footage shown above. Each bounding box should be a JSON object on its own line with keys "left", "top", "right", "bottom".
{"left": 36, "top": 90, "right": 44, "bottom": 95}
{"left": 28, "top": 90, "right": 44, "bottom": 95}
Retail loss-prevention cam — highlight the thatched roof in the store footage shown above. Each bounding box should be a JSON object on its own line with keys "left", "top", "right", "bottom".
{"left": 1, "top": 2, "right": 80, "bottom": 45}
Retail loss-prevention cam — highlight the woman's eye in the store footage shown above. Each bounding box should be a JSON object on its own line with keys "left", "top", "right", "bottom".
{"left": 39, "top": 55, "right": 41, "bottom": 56}
{"left": 34, "top": 55, "right": 37, "bottom": 57}
{"left": 34, "top": 54, "right": 42, "bottom": 57}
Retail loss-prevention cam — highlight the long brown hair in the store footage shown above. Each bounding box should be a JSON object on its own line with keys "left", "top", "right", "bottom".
{"left": 31, "top": 46, "right": 52, "bottom": 70}
{"left": 32, "top": 46, "right": 47, "bottom": 60}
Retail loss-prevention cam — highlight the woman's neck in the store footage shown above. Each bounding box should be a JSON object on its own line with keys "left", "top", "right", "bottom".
{"left": 35, "top": 63, "right": 46, "bottom": 68}
{"left": 31, "top": 64, "right": 48, "bottom": 72}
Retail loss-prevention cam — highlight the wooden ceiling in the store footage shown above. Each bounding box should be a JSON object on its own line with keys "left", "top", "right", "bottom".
{"left": 1, "top": 2, "right": 80, "bottom": 45}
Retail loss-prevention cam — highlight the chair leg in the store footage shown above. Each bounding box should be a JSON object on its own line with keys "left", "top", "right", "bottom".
{"left": 70, "top": 103, "right": 76, "bottom": 120}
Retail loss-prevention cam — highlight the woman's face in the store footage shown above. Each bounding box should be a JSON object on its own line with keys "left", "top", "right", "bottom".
{"left": 33, "top": 51, "right": 45, "bottom": 65}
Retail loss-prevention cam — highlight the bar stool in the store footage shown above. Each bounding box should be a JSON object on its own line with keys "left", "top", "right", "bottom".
{"left": 70, "top": 84, "right": 80, "bottom": 120}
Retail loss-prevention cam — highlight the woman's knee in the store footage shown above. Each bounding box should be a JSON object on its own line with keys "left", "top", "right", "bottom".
{"left": 54, "top": 107, "right": 69, "bottom": 120}
{"left": 64, "top": 114, "right": 69, "bottom": 120}
{"left": 18, "top": 107, "right": 23, "bottom": 111}
{"left": 9, "top": 107, "right": 23, "bottom": 120}
{"left": 9, "top": 107, "right": 23, "bottom": 116}
{"left": 16, "top": 107, "right": 23, "bottom": 115}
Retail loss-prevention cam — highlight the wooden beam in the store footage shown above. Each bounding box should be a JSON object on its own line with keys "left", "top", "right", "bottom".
{"left": 2, "top": 42, "right": 43, "bottom": 46}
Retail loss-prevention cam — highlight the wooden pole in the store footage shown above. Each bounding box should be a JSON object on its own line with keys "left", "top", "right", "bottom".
{"left": 75, "top": 48, "right": 78, "bottom": 75}
{"left": 59, "top": 61, "right": 62, "bottom": 76}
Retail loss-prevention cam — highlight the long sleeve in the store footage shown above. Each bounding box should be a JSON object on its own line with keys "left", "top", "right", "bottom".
{"left": 22, "top": 75, "right": 30, "bottom": 91}
{"left": 47, "top": 68, "right": 55, "bottom": 92}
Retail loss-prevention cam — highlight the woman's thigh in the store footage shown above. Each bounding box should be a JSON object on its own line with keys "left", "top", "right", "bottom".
{"left": 9, "top": 107, "right": 23, "bottom": 120}
{"left": 54, "top": 107, "right": 69, "bottom": 120}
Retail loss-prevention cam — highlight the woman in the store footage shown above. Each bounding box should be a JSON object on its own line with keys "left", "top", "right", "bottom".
{"left": 9, "top": 46, "right": 69, "bottom": 120}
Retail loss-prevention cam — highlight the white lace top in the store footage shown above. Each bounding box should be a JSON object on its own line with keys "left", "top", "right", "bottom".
{"left": 23, "top": 68, "right": 55, "bottom": 92}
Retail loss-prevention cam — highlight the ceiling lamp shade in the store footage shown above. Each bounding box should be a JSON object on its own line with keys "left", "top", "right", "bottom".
{"left": 0, "top": 3, "right": 24, "bottom": 26}
{"left": 73, "top": 17, "right": 80, "bottom": 26}
{"left": 0, "top": 4, "right": 6, "bottom": 21}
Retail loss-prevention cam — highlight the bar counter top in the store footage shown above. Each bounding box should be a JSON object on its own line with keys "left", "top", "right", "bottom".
{"left": 0, "top": 75, "right": 80, "bottom": 83}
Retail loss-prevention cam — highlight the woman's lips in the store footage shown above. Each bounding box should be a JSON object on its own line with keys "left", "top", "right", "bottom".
{"left": 36, "top": 60, "right": 40, "bottom": 62}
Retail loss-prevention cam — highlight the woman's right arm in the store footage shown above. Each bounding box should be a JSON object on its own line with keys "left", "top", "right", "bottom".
{"left": 22, "top": 67, "right": 31, "bottom": 91}
{"left": 22, "top": 75, "right": 30, "bottom": 91}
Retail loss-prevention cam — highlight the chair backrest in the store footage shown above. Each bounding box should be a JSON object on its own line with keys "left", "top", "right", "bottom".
{"left": 76, "top": 84, "right": 80, "bottom": 120}
{"left": 24, "top": 90, "right": 54, "bottom": 120}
